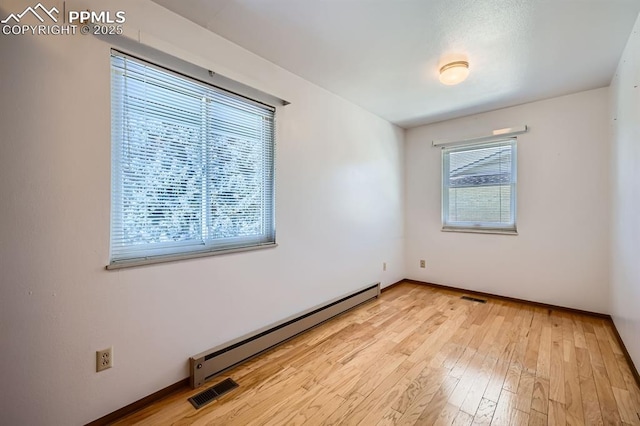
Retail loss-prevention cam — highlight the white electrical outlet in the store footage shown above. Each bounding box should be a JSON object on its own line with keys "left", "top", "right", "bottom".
{"left": 420, "top": 260, "right": 426, "bottom": 268}
{"left": 96, "top": 347, "right": 113, "bottom": 372}
{"left": 383, "top": 262, "right": 387, "bottom": 271}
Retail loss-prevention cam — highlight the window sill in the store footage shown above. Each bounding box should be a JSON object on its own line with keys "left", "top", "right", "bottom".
{"left": 107, "top": 243, "right": 278, "bottom": 270}
{"left": 441, "top": 227, "right": 518, "bottom": 236}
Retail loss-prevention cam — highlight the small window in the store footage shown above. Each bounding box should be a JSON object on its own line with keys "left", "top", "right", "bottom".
{"left": 442, "top": 139, "right": 517, "bottom": 233}
{"left": 110, "top": 51, "right": 275, "bottom": 267}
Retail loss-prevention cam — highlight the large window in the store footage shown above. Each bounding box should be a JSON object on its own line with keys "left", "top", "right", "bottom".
{"left": 110, "top": 51, "right": 275, "bottom": 267}
{"left": 442, "top": 139, "right": 517, "bottom": 233}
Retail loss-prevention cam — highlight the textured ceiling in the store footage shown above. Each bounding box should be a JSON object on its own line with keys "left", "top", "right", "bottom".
{"left": 151, "top": 0, "right": 640, "bottom": 128}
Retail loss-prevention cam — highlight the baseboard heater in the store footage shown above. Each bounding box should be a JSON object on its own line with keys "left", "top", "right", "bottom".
{"left": 189, "top": 282, "right": 380, "bottom": 388}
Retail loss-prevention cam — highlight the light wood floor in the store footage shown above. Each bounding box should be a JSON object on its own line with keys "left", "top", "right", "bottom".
{"left": 115, "top": 282, "right": 640, "bottom": 425}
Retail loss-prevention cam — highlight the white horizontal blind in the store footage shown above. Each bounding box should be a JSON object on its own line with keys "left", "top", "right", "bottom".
{"left": 442, "top": 139, "right": 516, "bottom": 231}
{"left": 110, "top": 52, "right": 275, "bottom": 263}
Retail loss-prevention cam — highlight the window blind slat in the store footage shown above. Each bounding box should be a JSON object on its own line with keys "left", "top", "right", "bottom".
{"left": 442, "top": 139, "right": 516, "bottom": 231}
{"left": 111, "top": 52, "right": 275, "bottom": 263}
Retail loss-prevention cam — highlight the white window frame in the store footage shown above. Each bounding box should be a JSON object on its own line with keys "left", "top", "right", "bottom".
{"left": 441, "top": 139, "right": 517, "bottom": 234}
{"left": 108, "top": 50, "right": 277, "bottom": 269}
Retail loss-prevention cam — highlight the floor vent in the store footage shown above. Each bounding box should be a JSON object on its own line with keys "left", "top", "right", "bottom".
{"left": 461, "top": 295, "right": 487, "bottom": 303}
{"left": 188, "top": 378, "right": 239, "bottom": 409}
{"left": 189, "top": 283, "right": 380, "bottom": 388}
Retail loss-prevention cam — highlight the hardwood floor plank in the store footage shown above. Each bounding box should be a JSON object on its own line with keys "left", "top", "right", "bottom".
{"left": 490, "top": 389, "right": 516, "bottom": 426}
{"left": 616, "top": 353, "right": 640, "bottom": 411}
{"left": 356, "top": 360, "right": 428, "bottom": 425}
{"left": 579, "top": 375, "right": 604, "bottom": 425}
{"left": 548, "top": 400, "right": 567, "bottom": 426}
{"left": 573, "top": 318, "right": 588, "bottom": 350}
{"left": 501, "top": 308, "right": 530, "bottom": 395}
{"left": 484, "top": 310, "right": 515, "bottom": 364}
{"left": 452, "top": 347, "right": 479, "bottom": 379}
{"left": 393, "top": 312, "right": 445, "bottom": 356}
{"left": 460, "top": 353, "right": 498, "bottom": 416}
{"left": 407, "top": 313, "right": 468, "bottom": 364}
{"left": 596, "top": 330, "right": 628, "bottom": 390}
{"left": 511, "top": 409, "right": 529, "bottom": 425}
{"left": 345, "top": 353, "right": 408, "bottom": 399}
{"left": 586, "top": 331, "right": 624, "bottom": 424}
{"left": 391, "top": 366, "right": 449, "bottom": 414}
{"left": 582, "top": 321, "right": 595, "bottom": 334}
{"left": 452, "top": 409, "right": 474, "bottom": 426}
{"left": 535, "top": 319, "right": 552, "bottom": 380}
{"left": 549, "top": 313, "right": 566, "bottom": 404}
{"left": 321, "top": 391, "right": 368, "bottom": 426}
{"left": 257, "top": 384, "right": 329, "bottom": 426}
{"left": 375, "top": 408, "right": 403, "bottom": 426}
{"left": 576, "top": 346, "right": 593, "bottom": 379}
{"left": 302, "top": 391, "right": 345, "bottom": 426}
{"left": 563, "top": 340, "right": 585, "bottom": 424}
{"left": 528, "top": 409, "right": 547, "bottom": 426}
{"left": 232, "top": 366, "right": 312, "bottom": 409}
{"left": 562, "top": 312, "right": 576, "bottom": 344}
{"left": 468, "top": 305, "right": 500, "bottom": 351}
{"left": 612, "top": 387, "right": 640, "bottom": 425}
{"left": 483, "top": 343, "right": 516, "bottom": 403}
{"left": 602, "top": 323, "right": 625, "bottom": 356}
{"left": 530, "top": 377, "right": 549, "bottom": 415}
{"left": 321, "top": 364, "right": 362, "bottom": 399}
{"left": 433, "top": 402, "right": 462, "bottom": 426}
{"left": 112, "top": 282, "right": 640, "bottom": 426}
{"left": 593, "top": 365, "right": 624, "bottom": 425}
{"left": 515, "top": 371, "right": 535, "bottom": 414}
{"left": 471, "top": 398, "right": 496, "bottom": 426}
{"left": 397, "top": 374, "right": 456, "bottom": 425}
{"left": 437, "top": 342, "right": 466, "bottom": 370}
{"left": 343, "top": 359, "right": 414, "bottom": 425}
{"left": 523, "top": 310, "right": 543, "bottom": 375}
{"left": 448, "top": 351, "right": 487, "bottom": 409}
{"left": 453, "top": 323, "right": 480, "bottom": 349}
{"left": 412, "top": 376, "right": 460, "bottom": 425}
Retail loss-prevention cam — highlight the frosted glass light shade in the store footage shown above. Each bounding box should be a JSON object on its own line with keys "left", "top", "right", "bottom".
{"left": 439, "top": 61, "right": 469, "bottom": 85}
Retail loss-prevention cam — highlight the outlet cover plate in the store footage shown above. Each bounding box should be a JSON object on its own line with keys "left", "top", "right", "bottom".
{"left": 96, "top": 347, "right": 113, "bottom": 372}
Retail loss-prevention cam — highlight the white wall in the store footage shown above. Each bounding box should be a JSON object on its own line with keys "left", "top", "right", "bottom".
{"left": 610, "top": 14, "right": 640, "bottom": 372}
{"left": 405, "top": 88, "right": 611, "bottom": 314}
{"left": 0, "top": 1, "right": 405, "bottom": 424}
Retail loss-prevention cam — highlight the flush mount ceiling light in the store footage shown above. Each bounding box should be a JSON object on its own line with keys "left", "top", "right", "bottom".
{"left": 439, "top": 61, "right": 469, "bottom": 85}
